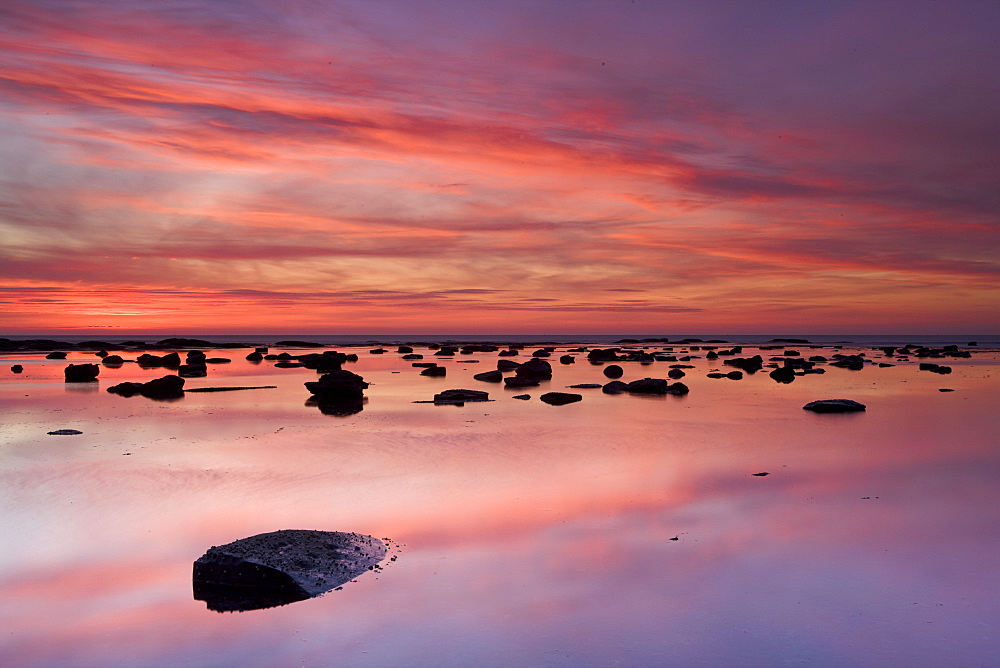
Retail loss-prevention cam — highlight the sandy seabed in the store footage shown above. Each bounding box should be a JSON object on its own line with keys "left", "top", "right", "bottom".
{"left": 1, "top": 339, "right": 998, "bottom": 666}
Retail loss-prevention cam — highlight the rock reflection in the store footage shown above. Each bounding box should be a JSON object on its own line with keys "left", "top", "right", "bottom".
{"left": 305, "top": 396, "right": 367, "bottom": 416}
{"left": 193, "top": 530, "right": 387, "bottom": 612}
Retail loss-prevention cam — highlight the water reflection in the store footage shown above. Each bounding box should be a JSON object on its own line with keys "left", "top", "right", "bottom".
{"left": 306, "top": 396, "right": 367, "bottom": 416}
{"left": 0, "top": 343, "right": 998, "bottom": 666}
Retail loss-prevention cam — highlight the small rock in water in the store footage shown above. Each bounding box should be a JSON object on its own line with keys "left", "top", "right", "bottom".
{"left": 540, "top": 392, "right": 582, "bottom": 406}
{"left": 47, "top": 429, "right": 83, "bottom": 435}
{"left": 11, "top": 365, "right": 22, "bottom": 373}
{"left": 512, "top": 394, "right": 531, "bottom": 400}
{"left": 193, "top": 529, "right": 387, "bottom": 612}
{"left": 802, "top": 399, "right": 867, "bottom": 413}
{"left": 751, "top": 472, "right": 770, "bottom": 477}
{"left": 433, "top": 389, "right": 490, "bottom": 403}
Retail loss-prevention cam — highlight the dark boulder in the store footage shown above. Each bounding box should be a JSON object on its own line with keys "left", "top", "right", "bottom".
{"left": 919, "top": 363, "right": 952, "bottom": 374}
{"left": 108, "top": 375, "right": 186, "bottom": 399}
{"left": 497, "top": 359, "right": 520, "bottom": 372}
{"left": 723, "top": 355, "right": 764, "bottom": 373}
{"left": 420, "top": 365, "right": 447, "bottom": 377}
{"left": 603, "top": 364, "right": 624, "bottom": 379}
{"left": 602, "top": 380, "right": 628, "bottom": 394}
{"left": 205, "top": 358, "right": 231, "bottom": 364}
{"left": 587, "top": 348, "right": 621, "bottom": 362}
{"left": 178, "top": 364, "right": 207, "bottom": 378}
{"left": 433, "top": 389, "right": 489, "bottom": 403}
{"left": 667, "top": 368, "right": 686, "bottom": 379}
{"left": 624, "top": 378, "right": 669, "bottom": 394}
{"left": 305, "top": 370, "right": 368, "bottom": 399}
{"left": 769, "top": 367, "right": 796, "bottom": 383}
{"left": 568, "top": 383, "right": 602, "bottom": 389}
{"left": 559, "top": 355, "right": 575, "bottom": 364}
{"left": 803, "top": 399, "right": 867, "bottom": 413}
{"left": 397, "top": 346, "right": 414, "bottom": 353}
{"left": 504, "top": 376, "right": 540, "bottom": 388}
{"left": 402, "top": 353, "right": 424, "bottom": 360}
{"left": 192, "top": 529, "right": 386, "bottom": 612}
{"left": 298, "top": 351, "right": 353, "bottom": 371}
{"left": 498, "top": 349, "right": 519, "bottom": 357}
{"left": 102, "top": 355, "right": 125, "bottom": 366}
{"left": 516, "top": 358, "right": 552, "bottom": 380}
{"left": 246, "top": 351, "right": 264, "bottom": 362}
{"left": 64, "top": 363, "right": 99, "bottom": 382}
{"left": 45, "top": 351, "right": 68, "bottom": 359}
{"left": 473, "top": 369, "right": 503, "bottom": 383}
{"left": 727, "top": 371, "right": 743, "bottom": 380}
{"left": 540, "top": 392, "right": 582, "bottom": 406}
{"left": 512, "top": 394, "right": 531, "bottom": 400}
{"left": 11, "top": 364, "right": 23, "bottom": 373}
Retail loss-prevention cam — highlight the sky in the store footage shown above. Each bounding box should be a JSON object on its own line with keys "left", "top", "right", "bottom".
{"left": 1, "top": 0, "right": 998, "bottom": 335}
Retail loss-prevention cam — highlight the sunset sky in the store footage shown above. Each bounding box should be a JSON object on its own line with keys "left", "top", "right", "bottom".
{"left": 1, "top": 0, "right": 998, "bottom": 335}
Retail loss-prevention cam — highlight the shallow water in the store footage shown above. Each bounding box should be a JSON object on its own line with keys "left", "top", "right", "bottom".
{"left": 1, "top": 342, "right": 997, "bottom": 666}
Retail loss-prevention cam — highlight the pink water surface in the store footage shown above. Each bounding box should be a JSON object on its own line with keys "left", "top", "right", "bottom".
{"left": 1, "top": 343, "right": 997, "bottom": 666}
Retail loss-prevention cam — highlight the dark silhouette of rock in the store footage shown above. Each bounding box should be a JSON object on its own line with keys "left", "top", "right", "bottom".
{"left": 602, "top": 380, "right": 628, "bottom": 394}
{"left": 603, "top": 364, "right": 624, "bottom": 379}
{"left": 587, "top": 348, "right": 621, "bottom": 362}
{"left": 192, "top": 529, "right": 386, "bottom": 612}
{"left": 402, "top": 353, "right": 423, "bottom": 360}
{"left": 47, "top": 429, "right": 83, "bottom": 435}
{"left": 433, "top": 389, "right": 489, "bottom": 403}
{"left": 101, "top": 355, "right": 124, "bottom": 366}
{"left": 108, "top": 375, "right": 186, "bottom": 399}
{"left": 64, "top": 363, "right": 99, "bottom": 382}
{"left": 830, "top": 355, "right": 865, "bottom": 370}
{"left": 157, "top": 338, "right": 213, "bottom": 347}
{"left": 727, "top": 371, "right": 743, "bottom": 380}
{"left": 540, "top": 392, "right": 582, "bottom": 405}
{"left": 45, "top": 351, "right": 68, "bottom": 359}
{"left": 498, "top": 349, "right": 519, "bottom": 357}
{"left": 308, "top": 396, "right": 366, "bottom": 416}
{"left": 919, "top": 363, "right": 952, "bottom": 374}
{"left": 769, "top": 367, "right": 796, "bottom": 383}
{"left": 559, "top": 355, "right": 575, "bottom": 364}
{"left": 497, "top": 359, "right": 520, "bottom": 371}
{"left": 185, "top": 386, "right": 277, "bottom": 392}
{"left": 246, "top": 351, "right": 264, "bottom": 362}
{"left": 803, "top": 399, "right": 867, "bottom": 413}
{"left": 305, "top": 370, "right": 368, "bottom": 399}
{"left": 205, "top": 357, "right": 231, "bottom": 364}
{"left": 420, "top": 365, "right": 446, "bottom": 377}
{"left": 938, "top": 388, "right": 955, "bottom": 392}
{"left": 515, "top": 358, "right": 552, "bottom": 380}
{"left": 724, "top": 355, "right": 764, "bottom": 373}
{"left": 178, "top": 364, "right": 207, "bottom": 378}
{"left": 298, "top": 351, "right": 354, "bottom": 371}
{"left": 473, "top": 369, "right": 503, "bottom": 383}
{"left": 397, "top": 346, "right": 414, "bottom": 353}
{"left": 11, "top": 364, "right": 23, "bottom": 373}
{"left": 504, "top": 376, "right": 540, "bottom": 388}
{"left": 512, "top": 394, "right": 531, "bottom": 400}
{"left": 667, "top": 368, "right": 686, "bottom": 379}
{"left": 137, "top": 352, "right": 181, "bottom": 368}
{"left": 624, "top": 378, "right": 669, "bottom": 394}
{"left": 568, "top": 383, "right": 602, "bottom": 388}
{"left": 274, "top": 340, "right": 324, "bottom": 347}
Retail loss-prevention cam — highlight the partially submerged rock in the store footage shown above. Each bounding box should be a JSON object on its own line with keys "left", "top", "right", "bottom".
{"left": 107, "top": 375, "right": 185, "bottom": 399}
{"left": 47, "top": 429, "right": 83, "bottom": 435}
{"left": 433, "top": 389, "right": 490, "bottom": 404}
{"left": 64, "top": 363, "right": 100, "bottom": 382}
{"left": 304, "top": 370, "right": 368, "bottom": 400}
{"left": 803, "top": 399, "right": 867, "bottom": 413}
{"left": 540, "top": 392, "right": 582, "bottom": 405}
{"left": 193, "top": 529, "right": 387, "bottom": 612}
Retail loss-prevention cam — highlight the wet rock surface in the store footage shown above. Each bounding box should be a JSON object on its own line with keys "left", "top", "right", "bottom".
{"left": 193, "top": 529, "right": 387, "bottom": 612}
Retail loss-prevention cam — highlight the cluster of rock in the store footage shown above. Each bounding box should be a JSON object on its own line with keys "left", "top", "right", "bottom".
{"left": 107, "top": 375, "right": 186, "bottom": 399}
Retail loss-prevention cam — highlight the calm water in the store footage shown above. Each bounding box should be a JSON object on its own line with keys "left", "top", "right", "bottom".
{"left": 1, "top": 340, "right": 997, "bottom": 666}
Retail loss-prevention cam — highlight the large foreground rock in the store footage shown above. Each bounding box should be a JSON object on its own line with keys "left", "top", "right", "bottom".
{"left": 803, "top": 399, "right": 867, "bottom": 413}
{"left": 193, "top": 530, "right": 387, "bottom": 612}
{"left": 64, "top": 363, "right": 100, "bottom": 382}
